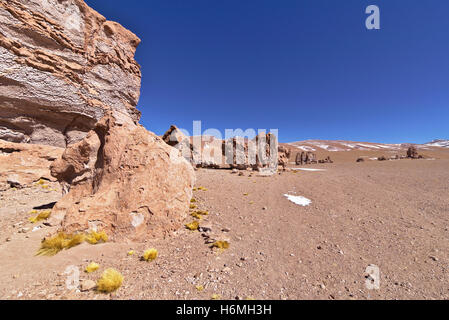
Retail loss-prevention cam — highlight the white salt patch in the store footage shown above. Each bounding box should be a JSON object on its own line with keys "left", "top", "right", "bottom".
{"left": 130, "top": 212, "right": 145, "bottom": 228}
{"left": 284, "top": 194, "right": 312, "bottom": 206}
{"left": 292, "top": 168, "right": 326, "bottom": 172}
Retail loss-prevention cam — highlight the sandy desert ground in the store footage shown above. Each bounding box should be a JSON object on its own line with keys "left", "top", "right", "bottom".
{"left": 0, "top": 148, "right": 448, "bottom": 300}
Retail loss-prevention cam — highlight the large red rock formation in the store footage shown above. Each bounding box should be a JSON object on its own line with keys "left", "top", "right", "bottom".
{"left": 49, "top": 113, "right": 196, "bottom": 241}
{"left": 0, "top": 1, "right": 196, "bottom": 241}
{"left": 0, "top": 0, "right": 141, "bottom": 147}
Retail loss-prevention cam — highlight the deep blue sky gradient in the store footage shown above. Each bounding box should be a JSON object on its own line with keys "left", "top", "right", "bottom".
{"left": 85, "top": 0, "right": 449, "bottom": 143}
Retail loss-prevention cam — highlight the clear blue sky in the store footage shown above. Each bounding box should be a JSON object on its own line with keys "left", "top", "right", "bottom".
{"left": 85, "top": 0, "right": 449, "bottom": 143}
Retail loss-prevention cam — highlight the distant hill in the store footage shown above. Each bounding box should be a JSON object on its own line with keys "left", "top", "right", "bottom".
{"left": 424, "top": 140, "right": 449, "bottom": 148}
{"left": 286, "top": 139, "right": 449, "bottom": 152}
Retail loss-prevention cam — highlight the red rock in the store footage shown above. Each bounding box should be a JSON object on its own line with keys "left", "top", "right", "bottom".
{"left": 49, "top": 113, "right": 196, "bottom": 241}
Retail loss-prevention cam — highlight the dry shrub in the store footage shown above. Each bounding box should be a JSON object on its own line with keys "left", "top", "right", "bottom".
{"left": 142, "top": 248, "right": 158, "bottom": 262}
{"left": 85, "top": 262, "right": 100, "bottom": 273}
{"left": 36, "top": 230, "right": 107, "bottom": 256}
{"left": 211, "top": 241, "right": 230, "bottom": 250}
{"left": 97, "top": 268, "right": 123, "bottom": 293}
{"left": 85, "top": 230, "right": 108, "bottom": 244}
{"left": 185, "top": 221, "right": 199, "bottom": 231}
{"left": 29, "top": 210, "right": 51, "bottom": 223}
{"left": 190, "top": 210, "right": 209, "bottom": 220}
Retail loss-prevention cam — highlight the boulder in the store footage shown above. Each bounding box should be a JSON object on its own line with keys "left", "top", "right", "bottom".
{"left": 0, "top": 0, "right": 142, "bottom": 147}
{"left": 49, "top": 113, "right": 196, "bottom": 241}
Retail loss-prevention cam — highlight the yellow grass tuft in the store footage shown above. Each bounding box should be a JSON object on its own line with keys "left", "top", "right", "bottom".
{"left": 193, "top": 187, "right": 198, "bottom": 191}
{"left": 198, "top": 186, "right": 208, "bottom": 191}
{"left": 191, "top": 210, "right": 209, "bottom": 220}
{"left": 211, "top": 240, "right": 230, "bottom": 250}
{"left": 196, "top": 285, "right": 204, "bottom": 292}
{"left": 85, "top": 230, "right": 108, "bottom": 244}
{"left": 127, "top": 250, "right": 135, "bottom": 256}
{"left": 66, "top": 233, "right": 85, "bottom": 249}
{"left": 36, "top": 232, "right": 78, "bottom": 256}
{"left": 29, "top": 210, "right": 51, "bottom": 223}
{"left": 185, "top": 221, "right": 199, "bottom": 231}
{"left": 96, "top": 268, "right": 123, "bottom": 293}
{"left": 243, "top": 193, "right": 249, "bottom": 196}
{"left": 142, "top": 248, "right": 158, "bottom": 262}
{"left": 85, "top": 262, "right": 100, "bottom": 273}
{"left": 190, "top": 198, "right": 197, "bottom": 203}
{"left": 190, "top": 212, "right": 202, "bottom": 220}
{"left": 36, "top": 230, "right": 107, "bottom": 256}
{"left": 189, "top": 204, "right": 197, "bottom": 209}
{"left": 211, "top": 294, "right": 221, "bottom": 300}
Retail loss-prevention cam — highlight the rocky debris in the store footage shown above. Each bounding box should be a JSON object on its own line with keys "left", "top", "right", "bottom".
{"left": 356, "top": 158, "right": 365, "bottom": 163}
{"left": 378, "top": 156, "right": 387, "bottom": 161}
{"left": 319, "top": 156, "right": 333, "bottom": 164}
{"left": 49, "top": 112, "right": 196, "bottom": 241}
{"left": 0, "top": 140, "right": 63, "bottom": 190}
{"left": 0, "top": 0, "right": 142, "bottom": 147}
{"left": 80, "top": 280, "right": 96, "bottom": 292}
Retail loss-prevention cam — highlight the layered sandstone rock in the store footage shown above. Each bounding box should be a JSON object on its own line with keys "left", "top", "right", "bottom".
{"left": 0, "top": 0, "right": 141, "bottom": 147}
{"left": 49, "top": 113, "right": 196, "bottom": 241}
{"left": 0, "top": 140, "right": 63, "bottom": 190}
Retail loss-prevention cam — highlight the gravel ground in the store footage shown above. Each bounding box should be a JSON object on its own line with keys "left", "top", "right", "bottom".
{"left": 0, "top": 151, "right": 448, "bottom": 300}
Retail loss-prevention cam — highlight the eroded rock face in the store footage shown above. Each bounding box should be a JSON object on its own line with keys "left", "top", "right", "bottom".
{"left": 49, "top": 113, "right": 196, "bottom": 241}
{"left": 0, "top": 140, "right": 63, "bottom": 190}
{"left": 0, "top": 0, "right": 141, "bottom": 147}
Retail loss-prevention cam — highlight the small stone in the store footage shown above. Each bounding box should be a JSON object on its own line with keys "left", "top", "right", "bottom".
{"left": 5, "top": 238, "right": 11, "bottom": 242}
{"left": 221, "top": 227, "right": 231, "bottom": 233}
{"left": 80, "top": 280, "right": 96, "bottom": 292}
{"left": 262, "top": 207, "right": 267, "bottom": 210}
{"left": 430, "top": 256, "right": 439, "bottom": 262}
{"left": 19, "top": 227, "right": 30, "bottom": 234}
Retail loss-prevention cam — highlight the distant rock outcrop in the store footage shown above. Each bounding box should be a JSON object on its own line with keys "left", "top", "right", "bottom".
{"left": 49, "top": 113, "right": 196, "bottom": 241}
{"left": 295, "top": 151, "right": 318, "bottom": 165}
{"left": 406, "top": 146, "right": 420, "bottom": 159}
{"left": 0, "top": 0, "right": 142, "bottom": 147}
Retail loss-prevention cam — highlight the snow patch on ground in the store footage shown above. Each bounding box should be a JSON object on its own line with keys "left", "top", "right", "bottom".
{"left": 284, "top": 194, "right": 312, "bottom": 206}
